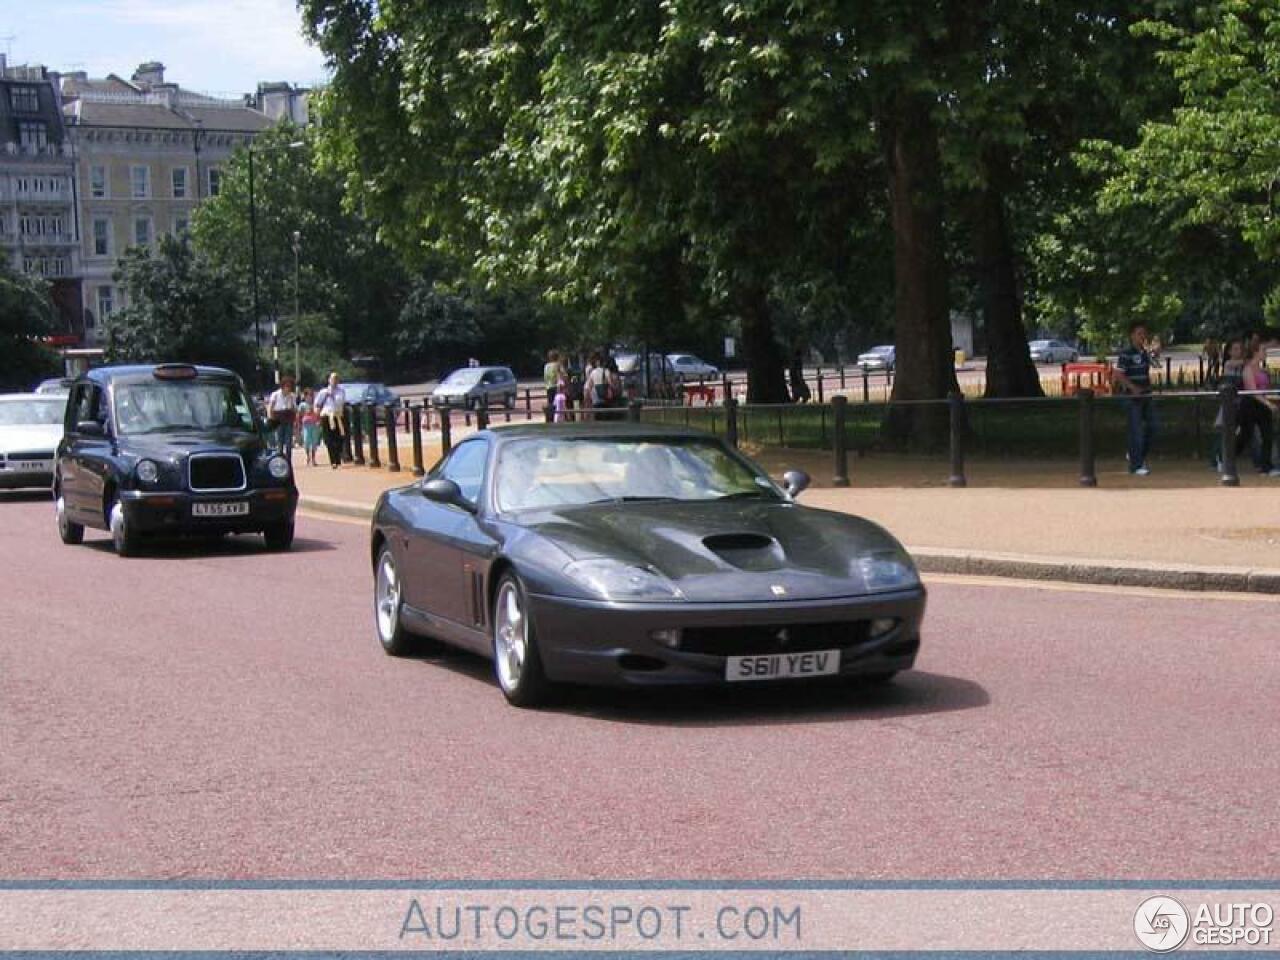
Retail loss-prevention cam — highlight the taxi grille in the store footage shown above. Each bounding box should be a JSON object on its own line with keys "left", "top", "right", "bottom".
{"left": 188, "top": 453, "right": 246, "bottom": 492}
{"left": 681, "top": 621, "right": 870, "bottom": 657}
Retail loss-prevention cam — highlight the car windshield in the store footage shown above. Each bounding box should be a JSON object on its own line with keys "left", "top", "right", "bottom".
{"left": 0, "top": 397, "right": 64, "bottom": 426}
{"left": 443, "top": 369, "right": 482, "bottom": 386}
{"left": 867, "top": 346, "right": 893, "bottom": 355}
{"left": 113, "top": 380, "right": 257, "bottom": 435}
{"left": 494, "top": 436, "right": 779, "bottom": 512}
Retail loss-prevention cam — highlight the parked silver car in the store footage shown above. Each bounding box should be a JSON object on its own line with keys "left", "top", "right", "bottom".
{"left": 431, "top": 366, "right": 519, "bottom": 409}
{"left": 1028, "top": 339, "right": 1079, "bottom": 364}
{"left": 857, "top": 345, "right": 896, "bottom": 372}
{"left": 616, "top": 352, "right": 678, "bottom": 398}
{"left": 666, "top": 353, "right": 720, "bottom": 382}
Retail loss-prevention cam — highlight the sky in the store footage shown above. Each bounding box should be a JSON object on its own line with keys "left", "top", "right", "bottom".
{"left": 0, "top": 0, "right": 328, "bottom": 97}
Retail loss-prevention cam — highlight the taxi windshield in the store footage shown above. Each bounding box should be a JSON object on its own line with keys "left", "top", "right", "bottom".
{"left": 113, "top": 380, "right": 257, "bottom": 435}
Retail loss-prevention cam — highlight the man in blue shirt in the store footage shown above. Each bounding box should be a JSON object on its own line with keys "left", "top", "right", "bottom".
{"left": 1113, "top": 321, "right": 1156, "bottom": 475}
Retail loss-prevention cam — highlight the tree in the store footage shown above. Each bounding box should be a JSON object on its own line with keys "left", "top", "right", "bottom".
{"left": 0, "top": 263, "right": 58, "bottom": 390}
{"left": 106, "top": 236, "right": 253, "bottom": 374}
{"left": 190, "top": 124, "right": 406, "bottom": 369}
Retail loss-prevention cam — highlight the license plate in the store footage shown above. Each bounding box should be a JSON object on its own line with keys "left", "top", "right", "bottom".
{"left": 9, "top": 460, "right": 50, "bottom": 472}
{"left": 726, "top": 649, "right": 841, "bottom": 682}
{"left": 192, "top": 501, "right": 250, "bottom": 517}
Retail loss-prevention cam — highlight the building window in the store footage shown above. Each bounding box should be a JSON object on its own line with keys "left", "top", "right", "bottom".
{"left": 207, "top": 167, "right": 222, "bottom": 197}
{"left": 49, "top": 258, "right": 66, "bottom": 277}
{"left": 93, "top": 218, "right": 111, "bottom": 256}
{"left": 18, "top": 121, "right": 48, "bottom": 149}
{"left": 9, "top": 85, "right": 39, "bottom": 113}
{"left": 20, "top": 214, "right": 39, "bottom": 236}
{"left": 97, "top": 286, "right": 115, "bottom": 320}
{"left": 23, "top": 256, "right": 46, "bottom": 275}
{"left": 130, "top": 165, "right": 150, "bottom": 199}
{"left": 171, "top": 167, "right": 188, "bottom": 199}
{"left": 173, "top": 216, "right": 190, "bottom": 236}
{"left": 133, "top": 217, "right": 152, "bottom": 248}
{"left": 90, "top": 165, "right": 107, "bottom": 198}
{"left": 49, "top": 215, "right": 64, "bottom": 236}
{"left": 15, "top": 176, "right": 29, "bottom": 194}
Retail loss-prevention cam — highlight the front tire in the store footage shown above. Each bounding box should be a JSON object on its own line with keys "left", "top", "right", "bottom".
{"left": 108, "top": 498, "right": 138, "bottom": 557}
{"left": 55, "top": 492, "right": 84, "bottom": 545}
{"left": 263, "top": 522, "right": 294, "bottom": 551}
{"left": 492, "top": 573, "right": 552, "bottom": 707}
{"left": 374, "top": 543, "right": 416, "bottom": 656}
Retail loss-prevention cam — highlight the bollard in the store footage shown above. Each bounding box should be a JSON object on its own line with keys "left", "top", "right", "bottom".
{"left": 366, "top": 404, "right": 382, "bottom": 468}
{"left": 816, "top": 369, "right": 825, "bottom": 404}
{"left": 410, "top": 403, "right": 425, "bottom": 476}
{"left": 1165, "top": 356, "right": 1172, "bottom": 389}
{"left": 476, "top": 397, "right": 490, "bottom": 431}
{"left": 385, "top": 403, "right": 401, "bottom": 472}
{"left": 543, "top": 404, "right": 554, "bottom": 424}
{"left": 348, "top": 405, "right": 363, "bottom": 465}
{"left": 1078, "top": 388, "right": 1097, "bottom": 487}
{"left": 1198, "top": 356, "right": 1205, "bottom": 387}
{"left": 1220, "top": 386, "right": 1239, "bottom": 486}
{"left": 832, "top": 395, "right": 850, "bottom": 487}
{"left": 947, "top": 392, "right": 967, "bottom": 488}
{"left": 524, "top": 389, "right": 532, "bottom": 420}
{"left": 627, "top": 400, "right": 642, "bottom": 422}
{"left": 839, "top": 365, "right": 847, "bottom": 390}
{"left": 721, "top": 373, "right": 731, "bottom": 407}
{"left": 862, "top": 367, "right": 869, "bottom": 404}
{"left": 440, "top": 407, "right": 453, "bottom": 455}
{"left": 726, "top": 397, "right": 739, "bottom": 448}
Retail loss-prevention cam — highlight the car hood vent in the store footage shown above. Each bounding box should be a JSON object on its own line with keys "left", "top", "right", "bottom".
{"left": 702, "top": 532, "right": 784, "bottom": 571}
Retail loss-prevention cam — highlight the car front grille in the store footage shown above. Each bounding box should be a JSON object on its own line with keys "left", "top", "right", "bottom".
{"left": 680, "top": 621, "right": 871, "bottom": 657}
{"left": 188, "top": 453, "right": 246, "bottom": 492}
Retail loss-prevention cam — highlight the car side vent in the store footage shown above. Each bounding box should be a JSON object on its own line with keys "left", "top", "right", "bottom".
{"left": 702, "top": 533, "right": 784, "bottom": 571}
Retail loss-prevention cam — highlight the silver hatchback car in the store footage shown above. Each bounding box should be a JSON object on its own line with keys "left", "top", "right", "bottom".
{"left": 431, "top": 366, "right": 519, "bottom": 409}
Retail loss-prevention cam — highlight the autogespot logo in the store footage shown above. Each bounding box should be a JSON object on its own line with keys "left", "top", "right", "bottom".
{"left": 1134, "top": 896, "right": 1190, "bottom": 952}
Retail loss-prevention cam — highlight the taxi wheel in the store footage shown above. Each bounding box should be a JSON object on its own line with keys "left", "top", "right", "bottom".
{"left": 55, "top": 493, "right": 84, "bottom": 545}
{"left": 263, "top": 522, "right": 294, "bottom": 551}
{"left": 108, "top": 498, "right": 139, "bottom": 557}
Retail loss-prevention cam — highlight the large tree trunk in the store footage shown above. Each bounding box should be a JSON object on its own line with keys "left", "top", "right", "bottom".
{"left": 881, "top": 89, "right": 958, "bottom": 447}
{"left": 738, "top": 284, "right": 788, "bottom": 403}
{"left": 972, "top": 154, "right": 1043, "bottom": 398}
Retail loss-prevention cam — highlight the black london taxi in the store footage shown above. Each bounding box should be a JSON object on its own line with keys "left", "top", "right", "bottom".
{"left": 54, "top": 363, "right": 298, "bottom": 556}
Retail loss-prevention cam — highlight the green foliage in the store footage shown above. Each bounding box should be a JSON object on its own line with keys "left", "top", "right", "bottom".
{"left": 106, "top": 236, "right": 253, "bottom": 374}
{"left": 275, "top": 311, "right": 358, "bottom": 387}
{"left": 0, "top": 263, "right": 58, "bottom": 390}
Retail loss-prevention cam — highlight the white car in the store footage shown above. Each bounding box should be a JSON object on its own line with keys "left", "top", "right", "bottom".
{"left": 0, "top": 393, "right": 64, "bottom": 489}
{"left": 1028, "top": 339, "right": 1079, "bottom": 364}
{"left": 857, "top": 345, "right": 896, "bottom": 371}
{"left": 666, "top": 353, "right": 720, "bottom": 382}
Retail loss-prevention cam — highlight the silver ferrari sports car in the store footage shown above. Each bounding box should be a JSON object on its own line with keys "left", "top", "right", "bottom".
{"left": 370, "top": 423, "right": 926, "bottom": 706}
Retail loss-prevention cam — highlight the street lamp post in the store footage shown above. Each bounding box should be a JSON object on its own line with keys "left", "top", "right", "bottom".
{"left": 291, "top": 230, "right": 301, "bottom": 384}
{"left": 246, "top": 139, "right": 305, "bottom": 389}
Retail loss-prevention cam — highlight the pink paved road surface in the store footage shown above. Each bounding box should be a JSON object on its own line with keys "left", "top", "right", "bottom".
{"left": 2, "top": 493, "right": 1277, "bottom": 880}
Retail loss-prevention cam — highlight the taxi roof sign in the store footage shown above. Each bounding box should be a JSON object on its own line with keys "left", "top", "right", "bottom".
{"left": 152, "top": 363, "right": 200, "bottom": 380}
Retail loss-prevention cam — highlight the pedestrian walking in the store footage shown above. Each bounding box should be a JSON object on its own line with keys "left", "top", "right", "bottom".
{"left": 298, "top": 387, "right": 321, "bottom": 466}
{"left": 543, "top": 350, "right": 564, "bottom": 411}
{"left": 314, "top": 371, "right": 348, "bottom": 469}
{"left": 789, "top": 351, "right": 812, "bottom": 403}
{"left": 1113, "top": 321, "right": 1156, "bottom": 475}
{"left": 264, "top": 376, "right": 298, "bottom": 463}
{"left": 1241, "top": 341, "right": 1280, "bottom": 476}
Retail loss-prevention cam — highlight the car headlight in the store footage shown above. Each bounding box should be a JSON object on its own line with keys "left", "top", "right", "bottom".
{"left": 267, "top": 455, "right": 291, "bottom": 480}
{"left": 857, "top": 549, "right": 920, "bottom": 592}
{"left": 563, "top": 558, "right": 685, "bottom": 602}
{"left": 136, "top": 459, "right": 159, "bottom": 484}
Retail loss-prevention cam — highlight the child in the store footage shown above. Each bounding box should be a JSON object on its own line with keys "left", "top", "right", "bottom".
{"left": 299, "top": 387, "right": 321, "bottom": 466}
{"left": 552, "top": 379, "right": 568, "bottom": 423}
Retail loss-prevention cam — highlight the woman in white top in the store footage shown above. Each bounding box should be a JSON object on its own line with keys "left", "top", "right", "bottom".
{"left": 265, "top": 376, "right": 298, "bottom": 462}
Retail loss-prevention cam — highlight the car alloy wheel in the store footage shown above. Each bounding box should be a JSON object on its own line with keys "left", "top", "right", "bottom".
{"left": 492, "top": 574, "right": 551, "bottom": 707}
{"left": 374, "top": 544, "right": 417, "bottom": 656}
{"left": 109, "top": 498, "right": 138, "bottom": 557}
{"left": 55, "top": 493, "right": 84, "bottom": 545}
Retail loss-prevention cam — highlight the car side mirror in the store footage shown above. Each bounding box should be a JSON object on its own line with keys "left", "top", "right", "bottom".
{"left": 76, "top": 420, "right": 105, "bottom": 437}
{"left": 782, "top": 470, "right": 810, "bottom": 498}
{"left": 421, "top": 477, "right": 475, "bottom": 512}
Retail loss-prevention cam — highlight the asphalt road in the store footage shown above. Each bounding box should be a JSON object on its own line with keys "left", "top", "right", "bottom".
{"left": 2, "top": 493, "right": 1276, "bottom": 880}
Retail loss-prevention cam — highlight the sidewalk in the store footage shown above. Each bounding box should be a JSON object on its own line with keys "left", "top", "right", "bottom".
{"left": 293, "top": 443, "right": 1280, "bottom": 594}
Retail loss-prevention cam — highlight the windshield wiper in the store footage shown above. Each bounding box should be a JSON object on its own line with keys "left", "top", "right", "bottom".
{"left": 716, "top": 490, "right": 773, "bottom": 500}
{"left": 587, "top": 495, "right": 682, "bottom": 505}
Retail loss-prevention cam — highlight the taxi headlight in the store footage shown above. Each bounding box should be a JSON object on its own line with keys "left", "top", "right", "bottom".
{"left": 563, "top": 558, "right": 684, "bottom": 602}
{"left": 858, "top": 550, "right": 920, "bottom": 592}
{"left": 267, "top": 455, "right": 291, "bottom": 480}
{"left": 136, "top": 459, "right": 159, "bottom": 484}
